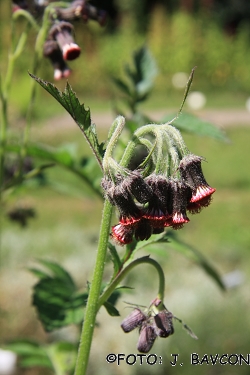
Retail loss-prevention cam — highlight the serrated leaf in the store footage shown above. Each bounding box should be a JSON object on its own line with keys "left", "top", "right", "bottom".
{"left": 37, "top": 259, "right": 75, "bottom": 285}
{"left": 162, "top": 112, "right": 228, "bottom": 142}
{"left": 29, "top": 74, "right": 105, "bottom": 167}
{"left": 31, "top": 260, "right": 87, "bottom": 331}
{"left": 29, "top": 268, "right": 50, "bottom": 280}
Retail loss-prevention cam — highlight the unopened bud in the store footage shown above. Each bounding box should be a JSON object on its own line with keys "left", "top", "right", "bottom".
{"left": 137, "top": 325, "right": 157, "bottom": 353}
{"left": 121, "top": 308, "right": 146, "bottom": 333}
{"left": 154, "top": 311, "right": 174, "bottom": 338}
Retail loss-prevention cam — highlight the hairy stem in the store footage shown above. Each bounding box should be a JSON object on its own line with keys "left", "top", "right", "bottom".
{"left": 74, "top": 199, "right": 113, "bottom": 375}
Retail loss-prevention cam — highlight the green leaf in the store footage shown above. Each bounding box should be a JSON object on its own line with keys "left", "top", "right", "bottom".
{"left": 31, "top": 260, "right": 88, "bottom": 331}
{"left": 167, "top": 232, "right": 226, "bottom": 291}
{"left": 20, "top": 356, "right": 52, "bottom": 369}
{"left": 108, "top": 242, "right": 121, "bottom": 276}
{"left": 103, "top": 301, "right": 120, "bottom": 316}
{"left": 112, "top": 77, "right": 131, "bottom": 97}
{"left": 37, "top": 259, "right": 75, "bottom": 285}
{"left": 162, "top": 112, "right": 228, "bottom": 142}
{"left": 6, "top": 142, "right": 103, "bottom": 198}
{"left": 29, "top": 74, "right": 105, "bottom": 167}
{"left": 127, "top": 46, "right": 158, "bottom": 97}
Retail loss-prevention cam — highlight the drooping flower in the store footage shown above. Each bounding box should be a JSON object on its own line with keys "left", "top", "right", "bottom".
{"left": 167, "top": 179, "right": 190, "bottom": 229}
{"left": 143, "top": 174, "right": 171, "bottom": 228}
{"left": 48, "top": 21, "right": 81, "bottom": 61}
{"left": 43, "top": 40, "right": 71, "bottom": 80}
{"left": 108, "top": 183, "right": 142, "bottom": 225}
{"left": 121, "top": 300, "right": 174, "bottom": 353}
{"left": 179, "top": 154, "right": 216, "bottom": 206}
{"left": 153, "top": 310, "right": 174, "bottom": 337}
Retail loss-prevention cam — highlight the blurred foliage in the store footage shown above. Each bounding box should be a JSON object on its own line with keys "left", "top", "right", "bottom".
{"left": 1, "top": 2, "right": 250, "bottom": 111}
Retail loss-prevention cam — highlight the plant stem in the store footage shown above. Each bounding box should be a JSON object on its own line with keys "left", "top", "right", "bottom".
{"left": 74, "top": 199, "right": 113, "bottom": 375}
{"left": 98, "top": 256, "right": 165, "bottom": 310}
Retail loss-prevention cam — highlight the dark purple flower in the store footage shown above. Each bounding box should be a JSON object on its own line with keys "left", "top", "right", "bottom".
{"left": 110, "top": 184, "right": 142, "bottom": 225}
{"left": 43, "top": 40, "right": 71, "bottom": 80}
{"left": 179, "top": 154, "right": 216, "bottom": 205}
{"left": 168, "top": 179, "right": 190, "bottom": 229}
{"left": 154, "top": 311, "right": 174, "bottom": 338}
{"left": 48, "top": 21, "right": 81, "bottom": 61}
{"left": 134, "top": 219, "right": 152, "bottom": 241}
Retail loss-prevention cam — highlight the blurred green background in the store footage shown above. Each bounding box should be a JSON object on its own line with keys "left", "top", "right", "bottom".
{"left": 1, "top": 1, "right": 250, "bottom": 375}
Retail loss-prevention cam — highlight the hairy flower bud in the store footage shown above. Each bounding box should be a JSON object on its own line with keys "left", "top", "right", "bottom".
{"left": 154, "top": 311, "right": 174, "bottom": 338}
{"left": 121, "top": 308, "right": 146, "bottom": 333}
{"left": 137, "top": 324, "right": 157, "bottom": 353}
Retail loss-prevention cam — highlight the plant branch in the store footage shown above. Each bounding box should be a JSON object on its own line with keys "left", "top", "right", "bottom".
{"left": 98, "top": 255, "right": 166, "bottom": 310}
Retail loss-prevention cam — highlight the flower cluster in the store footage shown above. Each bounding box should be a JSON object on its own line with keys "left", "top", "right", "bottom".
{"left": 12, "top": 0, "right": 107, "bottom": 80}
{"left": 121, "top": 299, "right": 174, "bottom": 353}
{"left": 102, "top": 154, "right": 215, "bottom": 245}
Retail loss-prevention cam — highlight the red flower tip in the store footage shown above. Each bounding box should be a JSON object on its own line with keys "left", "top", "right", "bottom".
{"left": 111, "top": 224, "right": 134, "bottom": 245}
{"left": 62, "top": 43, "right": 81, "bottom": 61}
{"left": 119, "top": 215, "right": 141, "bottom": 226}
{"left": 190, "top": 185, "right": 216, "bottom": 203}
{"left": 172, "top": 212, "right": 189, "bottom": 225}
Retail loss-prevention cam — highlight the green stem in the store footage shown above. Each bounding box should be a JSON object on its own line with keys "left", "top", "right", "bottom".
{"left": 74, "top": 199, "right": 113, "bottom": 375}
{"left": 103, "top": 116, "right": 125, "bottom": 174}
{"left": 98, "top": 256, "right": 165, "bottom": 310}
